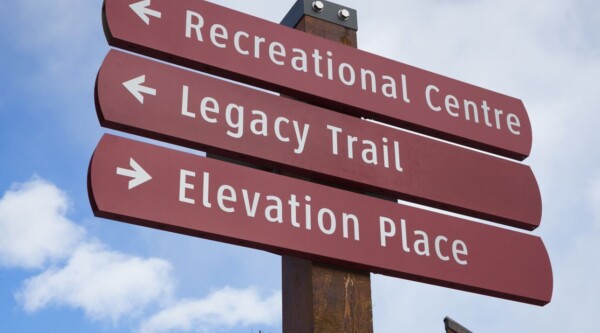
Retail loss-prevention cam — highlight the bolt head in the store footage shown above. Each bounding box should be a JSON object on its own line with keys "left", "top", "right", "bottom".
{"left": 338, "top": 9, "right": 351, "bottom": 21}
{"left": 312, "top": 1, "right": 325, "bottom": 12}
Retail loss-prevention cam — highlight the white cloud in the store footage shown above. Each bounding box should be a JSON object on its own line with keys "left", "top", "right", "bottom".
{"left": 0, "top": 178, "right": 84, "bottom": 269}
{"left": 0, "top": 178, "right": 173, "bottom": 322}
{"left": 1, "top": 177, "right": 277, "bottom": 330}
{"left": 139, "top": 287, "right": 281, "bottom": 333}
{"left": 16, "top": 242, "right": 174, "bottom": 323}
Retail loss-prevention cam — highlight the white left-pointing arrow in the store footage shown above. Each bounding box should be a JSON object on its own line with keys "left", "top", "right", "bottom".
{"left": 123, "top": 75, "right": 157, "bottom": 104}
{"left": 116, "top": 158, "right": 152, "bottom": 190}
{"left": 130, "top": 0, "right": 162, "bottom": 25}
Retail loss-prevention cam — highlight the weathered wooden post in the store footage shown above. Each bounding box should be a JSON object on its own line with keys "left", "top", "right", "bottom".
{"left": 280, "top": 2, "right": 373, "bottom": 332}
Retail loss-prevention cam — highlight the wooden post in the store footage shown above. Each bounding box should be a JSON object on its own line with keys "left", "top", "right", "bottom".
{"left": 281, "top": 2, "right": 373, "bottom": 332}
{"left": 282, "top": 257, "right": 373, "bottom": 333}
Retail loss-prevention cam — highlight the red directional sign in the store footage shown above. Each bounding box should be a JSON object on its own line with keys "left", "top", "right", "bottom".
{"left": 88, "top": 134, "right": 553, "bottom": 306}
{"left": 95, "top": 50, "right": 541, "bottom": 230}
{"left": 103, "top": 0, "right": 533, "bottom": 160}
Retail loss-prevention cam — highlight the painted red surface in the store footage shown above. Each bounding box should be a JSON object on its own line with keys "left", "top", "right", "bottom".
{"left": 88, "top": 134, "right": 552, "bottom": 306}
{"left": 96, "top": 50, "right": 541, "bottom": 230}
{"left": 103, "top": 0, "right": 533, "bottom": 160}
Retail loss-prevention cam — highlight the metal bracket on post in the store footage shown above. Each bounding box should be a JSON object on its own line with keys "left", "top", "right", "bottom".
{"left": 281, "top": 0, "right": 358, "bottom": 30}
{"left": 444, "top": 317, "right": 473, "bottom": 333}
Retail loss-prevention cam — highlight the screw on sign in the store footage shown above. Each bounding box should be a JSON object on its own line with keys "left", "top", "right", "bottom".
{"left": 312, "top": 1, "right": 325, "bottom": 12}
{"left": 88, "top": 134, "right": 553, "bottom": 306}
{"left": 103, "top": 0, "right": 533, "bottom": 160}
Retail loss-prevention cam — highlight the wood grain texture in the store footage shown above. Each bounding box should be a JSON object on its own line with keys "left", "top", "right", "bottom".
{"left": 282, "top": 11, "right": 373, "bottom": 333}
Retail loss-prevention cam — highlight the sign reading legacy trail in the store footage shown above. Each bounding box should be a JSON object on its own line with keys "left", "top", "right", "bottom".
{"left": 96, "top": 50, "right": 542, "bottom": 230}
{"left": 103, "top": 0, "right": 533, "bottom": 160}
{"left": 89, "top": 134, "right": 552, "bottom": 306}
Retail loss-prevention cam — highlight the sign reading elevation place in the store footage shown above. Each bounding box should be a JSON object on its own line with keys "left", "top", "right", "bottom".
{"left": 89, "top": 134, "right": 552, "bottom": 306}
{"left": 103, "top": 0, "right": 533, "bottom": 160}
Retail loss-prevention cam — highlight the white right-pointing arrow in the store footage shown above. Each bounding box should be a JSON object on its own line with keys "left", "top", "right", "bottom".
{"left": 123, "top": 75, "right": 157, "bottom": 104}
{"left": 129, "top": 0, "right": 162, "bottom": 25}
{"left": 116, "top": 158, "right": 152, "bottom": 190}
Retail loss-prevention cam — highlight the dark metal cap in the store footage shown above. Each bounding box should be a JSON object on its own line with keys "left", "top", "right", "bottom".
{"left": 281, "top": 0, "right": 358, "bottom": 30}
{"left": 444, "top": 317, "right": 473, "bottom": 333}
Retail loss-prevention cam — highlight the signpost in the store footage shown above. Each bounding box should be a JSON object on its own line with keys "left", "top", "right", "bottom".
{"left": 89, "top": 134, "right": 553, "bottom": 306}
{"left": 96, "top": 49, "right": 541, "bottom": 230}
{"left": 89, "top": 0, "right": 553, "bottom": 330}
{"left": 102, "top": 0, "right": 533, "bottom": 160}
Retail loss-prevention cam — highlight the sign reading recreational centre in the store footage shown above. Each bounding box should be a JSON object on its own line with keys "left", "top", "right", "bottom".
{"left": 96, "top": 50, "right": 541, "bottom": 230}
{"left": 89, "top": 134, "right": 552, "bottom": 306}
{"left": 103, "top": 0, "right": 533, "bottom": 160}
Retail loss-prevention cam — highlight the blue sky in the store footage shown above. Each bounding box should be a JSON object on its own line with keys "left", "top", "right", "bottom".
{"left": 1, "top": 0, "right": 599, "bottom": 332}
